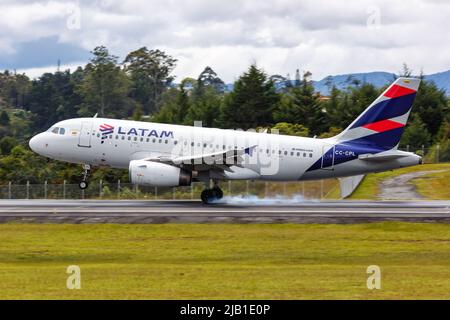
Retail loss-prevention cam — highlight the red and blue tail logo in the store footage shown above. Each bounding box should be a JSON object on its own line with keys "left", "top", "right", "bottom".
{"left": 336, "top": 77, "right": 420, "bottom": 149}
{"left": 307, "top": 78, "right": 420, "bottom": 172}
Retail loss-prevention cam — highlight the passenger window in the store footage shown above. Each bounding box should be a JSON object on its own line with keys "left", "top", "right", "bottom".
{"left": 134, "top": 137, "right": 137, "bottom": 141}
{"left": 128, "top": 136, "right": 131, "bottom": 141}
{"left": 309, "top": 153, "right": 312, "bottom": 157}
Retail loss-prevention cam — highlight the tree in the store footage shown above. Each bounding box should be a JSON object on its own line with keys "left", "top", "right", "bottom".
{"left": 272, "top": 122, "right": 309, "bottom": 137}
{"left": 0, "top": 72, "right": 31, "bottom": 109}
{"left": 27, "top": 70, "right": 82, "bottom": 131}
{"left": 124, "top": 47, "right": 177, "bottom": 114}
{"left": 185, "top": 86, "right": 223, "bottom": 127}
{"left": 319, "top": 127, "right": 342, "bottom": 139}
{"left": 78, "top": 46, "right": 131, "bottom": 118}
{"left": 132, "top": 104, "right": 143, "bottom": 121}
{"left": 399, "top": 63, "right": 413, "bottom": 77}
{"left": 411, "top": 79, "right": 447, "bottom": 139}
{"left": 152, "top": 79, "right": 192, "bottom": 125}
{"left": 400, "top": 116, "right": 432, "bottom": 150}
{"left": 0, "top": 110, "right": 9, "bottom": 126}
{"left": 195, "top": 66, "right": 225, "bottom": 95}
{"left": 324, "top": 83, "right": 380, "bottom": 131}
{"left": 0, "top": 136, "right": 17, "bottom": 155}
{"left": 274, "top": 71, "right": 326, "bottom": 135}
{"left": 269, "top": 74, "right": 287, "bottom": 92}
{"left": 220, "top": 64, "right": 279, "bottom": 129}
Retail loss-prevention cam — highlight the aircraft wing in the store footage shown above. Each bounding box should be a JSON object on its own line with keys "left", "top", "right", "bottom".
{"left": 141, "top": 145, "right": 257, "bottom": 172}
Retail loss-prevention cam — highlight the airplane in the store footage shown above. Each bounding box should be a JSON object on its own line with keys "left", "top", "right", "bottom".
{"left": 29, "top": 77, "right": 422, "bottom": 204}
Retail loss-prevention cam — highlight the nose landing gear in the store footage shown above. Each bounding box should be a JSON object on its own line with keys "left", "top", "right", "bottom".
{"left": 200, "top": 180, "right": 224, "bottom": 204}
{"left": 79, "top": 164, "right": 91, "bottom": 190}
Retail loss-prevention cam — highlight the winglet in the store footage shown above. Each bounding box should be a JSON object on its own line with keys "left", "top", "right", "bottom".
{"left": 244, "top": 145, "right": 258, "bottom": 156}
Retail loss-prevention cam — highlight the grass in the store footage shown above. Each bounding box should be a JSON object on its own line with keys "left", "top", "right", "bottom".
{"left": 348, "top": 163, "right": 450, "bottom": 200}
{"left": 413, "top": 167, "right": 450, "bottom": 199}
{"left": 0, "top": 223, "right": 449, "bottom": 299}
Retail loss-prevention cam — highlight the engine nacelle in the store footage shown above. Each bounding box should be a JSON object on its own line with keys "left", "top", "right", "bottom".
{"left": 129, "top": 160, "right": 192, "bottom": 187}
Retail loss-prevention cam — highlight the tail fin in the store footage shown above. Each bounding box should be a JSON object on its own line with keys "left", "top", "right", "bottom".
{"left": 335, "top": 77, "right": 420, "bottom": 150}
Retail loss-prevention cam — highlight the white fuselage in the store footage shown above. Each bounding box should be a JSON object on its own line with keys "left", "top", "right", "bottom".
{"left": 29, "top": 117, "right": 422, "bottom": 183}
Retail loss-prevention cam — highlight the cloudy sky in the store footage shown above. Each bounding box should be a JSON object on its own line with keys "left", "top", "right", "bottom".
{"left": 1, "top": 0, "right": 450, "bottom": 82}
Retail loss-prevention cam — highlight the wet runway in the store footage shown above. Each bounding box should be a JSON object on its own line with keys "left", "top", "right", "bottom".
{"left": 0, "top": 199, "right": 449, "bottom": 223}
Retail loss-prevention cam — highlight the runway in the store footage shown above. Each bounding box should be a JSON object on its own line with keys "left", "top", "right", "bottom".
{"left": 0, "top": 199, "right": 449, "bottom": 223}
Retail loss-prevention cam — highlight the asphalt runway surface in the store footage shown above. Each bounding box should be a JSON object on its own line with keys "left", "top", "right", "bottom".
{"left": 0, "top": 199, "right": 449, "bottom": 223}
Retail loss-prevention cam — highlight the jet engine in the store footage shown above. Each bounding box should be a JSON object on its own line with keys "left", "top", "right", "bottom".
{"left": 129, "top": 160, "right": 192, "bottom": 187}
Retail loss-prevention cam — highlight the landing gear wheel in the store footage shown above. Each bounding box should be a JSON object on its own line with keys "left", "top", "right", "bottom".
{"left": 201, "top": 187, "right": 224, "bottom": 204}
{"left": 212, "top": 186, "right": 223, "bottom": 199}
{"left": 79, "top": 164, "right": 91, "bottom": 190}
{"left": 201, "top": 189, "right": 210, "bottom": 204}
{"left": 79, "top": 181, "right": 88, "bottom": 190}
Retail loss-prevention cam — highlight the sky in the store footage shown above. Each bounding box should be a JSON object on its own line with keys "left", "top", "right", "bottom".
{"left": 1, "top": 0, "right": 450, "bottom": 82}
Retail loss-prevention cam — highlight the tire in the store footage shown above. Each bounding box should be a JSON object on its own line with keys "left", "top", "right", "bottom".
{"left": 201, "top": 188, "right": 224, "bottom": 204}
{"left": 201, "top": 189, "right": 211, "bottom": 204}
{"left": 212, "top": 187, "right": 223, "bottom": 199}
{"left": 79, "top": 181, "right": 88, "bottom": 190}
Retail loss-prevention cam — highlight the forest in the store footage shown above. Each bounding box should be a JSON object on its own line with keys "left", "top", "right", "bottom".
{"left": 0, "top": 46, "right": 449, "bottom": 184}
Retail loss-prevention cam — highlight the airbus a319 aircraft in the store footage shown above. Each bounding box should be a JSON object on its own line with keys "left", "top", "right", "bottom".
{"left": 29, "top": 77, "right": 422, "bottom": 203}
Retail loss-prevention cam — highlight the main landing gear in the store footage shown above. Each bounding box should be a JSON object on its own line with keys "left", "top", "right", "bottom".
{"left": 200, "top": 180, "right": 224, "bottom": 204}
{"left": 79, "top": 164, "right": 91, "bottom": 190}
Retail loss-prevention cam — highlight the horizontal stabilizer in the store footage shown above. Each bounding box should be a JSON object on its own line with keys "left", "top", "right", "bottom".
{"left": 358, "top": 151, "right": 409, "bottom": 162}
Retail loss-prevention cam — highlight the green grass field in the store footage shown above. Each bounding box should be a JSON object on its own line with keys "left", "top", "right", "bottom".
{"left": 348, "top": 163, "right": 450, "bottom": 200}
{"left": 0, "top": 223, "right": 449, "bottom": 299}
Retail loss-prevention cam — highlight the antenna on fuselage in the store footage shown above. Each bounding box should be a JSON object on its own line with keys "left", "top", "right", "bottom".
{"left": 93, "top": 113, "right": 98, "bottom": 118}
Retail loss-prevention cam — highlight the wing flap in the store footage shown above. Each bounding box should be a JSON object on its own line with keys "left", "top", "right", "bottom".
{"left": 140, "top": 145, "right": 257, "bottom": 171}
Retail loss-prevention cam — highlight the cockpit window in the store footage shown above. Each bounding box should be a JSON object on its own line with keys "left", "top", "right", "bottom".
{"left": 51, "top": 127, "right": 59, "bottom": 134}
{"left": 59, "top": 128, "right": 65, "bottom": 135}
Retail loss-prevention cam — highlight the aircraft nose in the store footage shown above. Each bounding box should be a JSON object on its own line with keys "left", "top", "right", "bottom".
{"left": 29, "top": 133, "right": 46, "bottom": 154}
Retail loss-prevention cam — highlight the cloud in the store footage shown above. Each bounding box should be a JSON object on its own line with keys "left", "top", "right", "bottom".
{"left": 1, "top": 0, "right": 450, "bottom": 81}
